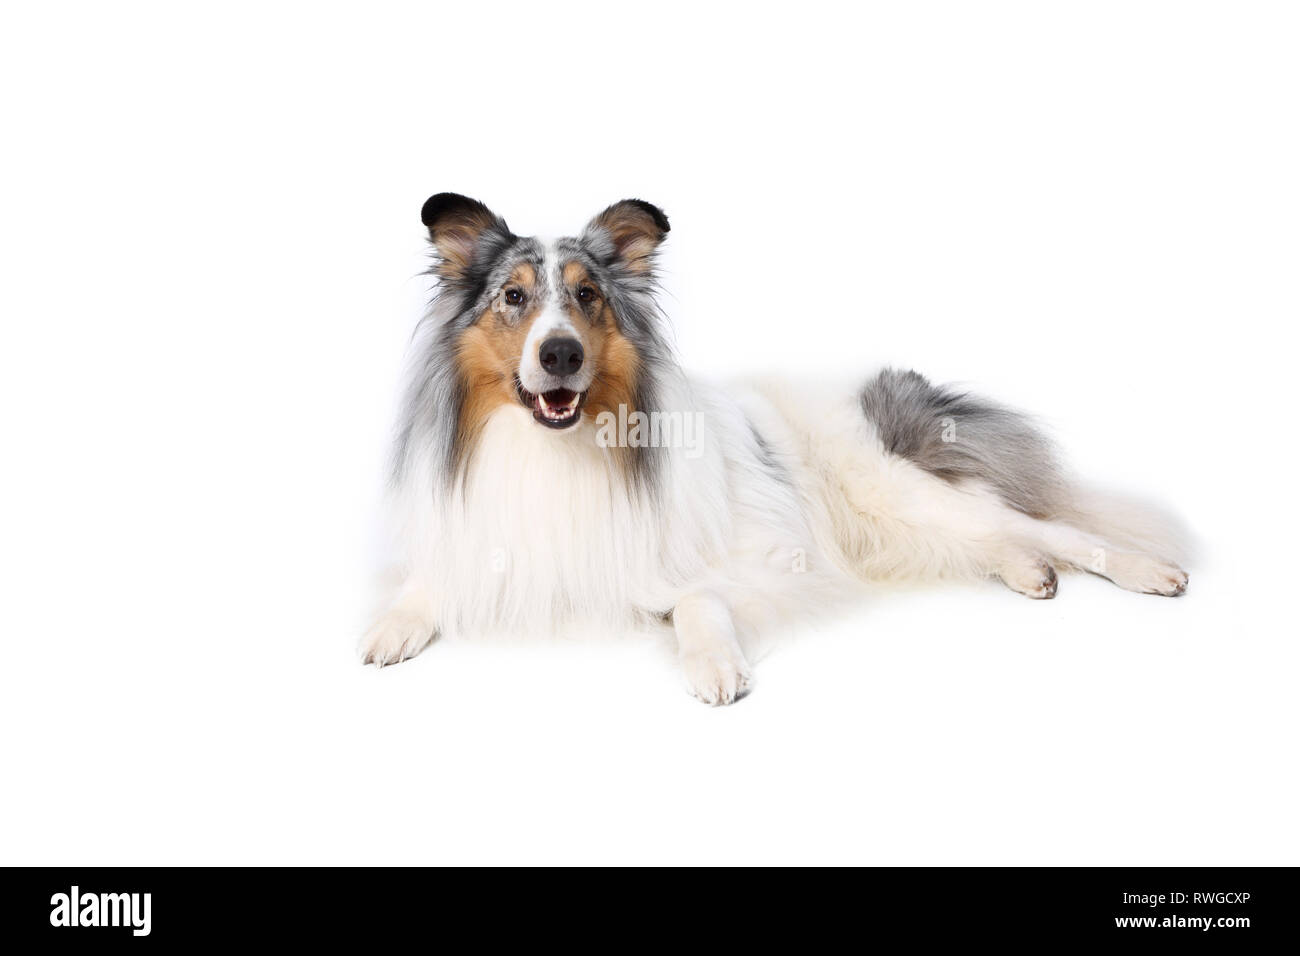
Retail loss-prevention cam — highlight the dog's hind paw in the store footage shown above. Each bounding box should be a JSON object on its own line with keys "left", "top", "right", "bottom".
{"left": 359, "top": 609, "right": 436, "bottom": 667}
{"left": 998, "top": 556, "right": 1058, "bottom": 599}
{"left": 680, "top": 649, "right": 753, "bottom": 706}
{"left": 1101, "top": 553, "right": 1189, "bottom": 597}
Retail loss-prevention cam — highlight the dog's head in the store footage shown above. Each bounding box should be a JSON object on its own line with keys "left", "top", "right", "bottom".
{"left": 421, "top": 193, "right": 670, "bottom": 433}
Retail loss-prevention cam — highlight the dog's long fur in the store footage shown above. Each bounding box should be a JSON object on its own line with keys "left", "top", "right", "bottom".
{"left": 362, "top": 194, "right": 1189, "bottom": 704}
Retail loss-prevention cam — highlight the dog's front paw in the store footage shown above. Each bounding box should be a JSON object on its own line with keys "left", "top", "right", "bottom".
{"left": 680, "top": 649, "right": 753, "bottom": 706}
{"left": 359, "top": 609, "right": 436, "bottom": 667}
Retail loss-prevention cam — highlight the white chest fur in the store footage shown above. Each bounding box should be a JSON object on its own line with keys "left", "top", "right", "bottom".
{"left": 426, "top": 405, "right": 668, "bottom": 637}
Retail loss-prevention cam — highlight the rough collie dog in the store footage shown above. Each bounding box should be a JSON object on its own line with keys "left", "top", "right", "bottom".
{"left": 361, "top": 193, "right": 1188, "bottom": 704}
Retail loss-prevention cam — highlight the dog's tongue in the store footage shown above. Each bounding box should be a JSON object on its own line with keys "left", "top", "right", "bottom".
{"left": 542, "top": 388, "right": 577, "bottom": 406}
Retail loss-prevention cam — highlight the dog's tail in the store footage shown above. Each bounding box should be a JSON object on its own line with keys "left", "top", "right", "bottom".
{"left": 858, "top": 368, "right": 1068, "bottom": 519}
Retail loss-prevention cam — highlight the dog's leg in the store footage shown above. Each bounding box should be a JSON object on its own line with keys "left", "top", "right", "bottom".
{"left": 961, "top": 504, "right": 1187, "bottom": 598}
{"left": 836, "top": 458, "right": 1187, "bottom": 597}
{"left": 673, "top": 591, "right": 752, "bottom": 706}
{"left": 1013, "top": 517, "right": 1189, "bottom": 596}
{"left": 359, "top": 581, "right": 438, "bottom": 667}
{"left": 845, "top": 369, "right": 1188, "bottom": 598}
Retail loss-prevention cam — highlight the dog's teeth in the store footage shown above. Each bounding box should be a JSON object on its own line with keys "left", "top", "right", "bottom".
{"left": 533, "top": 390, "right": 581, "bottom": 423}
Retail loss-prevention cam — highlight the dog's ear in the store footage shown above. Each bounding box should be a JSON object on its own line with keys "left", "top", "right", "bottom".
{"left": 421, "top": 193, "right": 513, "bottom": 283}
{"left": 581, "top": 199, "right": 670, "bottom": 275}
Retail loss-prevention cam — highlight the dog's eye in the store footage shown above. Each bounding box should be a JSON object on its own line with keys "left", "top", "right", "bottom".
{"left": 503, "top": 288, "right": 524, "bottom": 306}
{"left": 577, "top": 286, "right": 597, "bottom": 303}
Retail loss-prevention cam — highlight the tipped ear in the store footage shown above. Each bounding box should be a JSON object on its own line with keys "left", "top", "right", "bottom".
{"left": 421, "top": 193, "right": 512, "bottom": 283}
{"left": 582, "top": 199, "right": 670, "bottom": 274}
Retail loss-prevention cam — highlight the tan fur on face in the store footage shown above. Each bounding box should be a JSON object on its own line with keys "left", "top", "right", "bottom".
{"left": 582, "top": 318, "right": 639, "bottom": 420}
{"left": 576, "top": 313, "right": 642, "bottom": 481}
{"left": 454, "top": 264, "right": 538, "bottom": 449}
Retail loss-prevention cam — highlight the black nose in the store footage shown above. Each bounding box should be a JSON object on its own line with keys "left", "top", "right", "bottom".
{"left": 539, "top": 337, "right": 584, "bottom": 375}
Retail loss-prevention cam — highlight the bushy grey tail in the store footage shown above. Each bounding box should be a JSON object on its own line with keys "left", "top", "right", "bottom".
{"left": 858, "top": 368, "right": 1067, "bottom": 518}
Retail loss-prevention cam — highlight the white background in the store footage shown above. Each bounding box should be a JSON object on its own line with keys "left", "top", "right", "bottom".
{"left": 2, "top": 1, "right": 1297, "bottom": 865}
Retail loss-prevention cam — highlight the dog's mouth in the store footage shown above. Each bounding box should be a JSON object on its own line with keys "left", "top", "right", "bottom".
{"left": 515, "top": 380, "right": 587, "bottom": 429}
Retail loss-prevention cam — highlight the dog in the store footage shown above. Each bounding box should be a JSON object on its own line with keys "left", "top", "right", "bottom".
{"left": 360, "top": 193, "right": 1189, "bottom": 704}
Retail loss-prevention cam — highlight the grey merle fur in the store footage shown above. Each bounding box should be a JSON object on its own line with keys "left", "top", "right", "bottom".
{"left": 859, "top": 368, "right": 1066, "bottom": 518}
